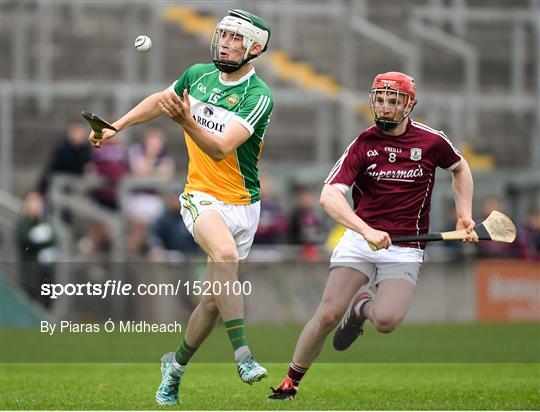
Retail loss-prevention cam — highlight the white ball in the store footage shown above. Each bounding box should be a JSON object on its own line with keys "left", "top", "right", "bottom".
{"left": 134, "top": 35, "right": 152, "bottom": 52}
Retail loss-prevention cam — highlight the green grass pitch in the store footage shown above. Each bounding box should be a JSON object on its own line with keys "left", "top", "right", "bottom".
{"left": 1, "top": 323, "right": 539, "bottom": 409}
{"left": 2, "top": 363, "right": 539, "bottom": 410}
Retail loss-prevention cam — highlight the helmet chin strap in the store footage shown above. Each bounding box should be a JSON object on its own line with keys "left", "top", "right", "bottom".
{"left": 213, "top": 52, "right": 258, "bottom": 74}
{"left": 375, "top": 118, "right": 400, "bottom": 132}
{"left": 213, "top": 59, "right": 241, "bottom": 73}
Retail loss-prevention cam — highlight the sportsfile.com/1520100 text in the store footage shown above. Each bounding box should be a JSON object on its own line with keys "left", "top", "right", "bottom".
{"left": 40, "top": 280, "right": 252, "bottom": 300}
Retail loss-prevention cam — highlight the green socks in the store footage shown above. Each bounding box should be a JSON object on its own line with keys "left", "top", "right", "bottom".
{"left": 174, "top": 319, "right": 248, "bottom": 366}
{"left": 224, "top": 318, "right": 247, "bottom": 351}
{"left": 175, "top": 338, "right": 197, "bottom": 366}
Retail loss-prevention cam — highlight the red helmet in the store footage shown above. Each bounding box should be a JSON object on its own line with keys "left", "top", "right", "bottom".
{"left": 369, "top": 71, "right": 416, "bottom": 132}
{"left": 371, "top": 71, "right": 416, "bottom": 100}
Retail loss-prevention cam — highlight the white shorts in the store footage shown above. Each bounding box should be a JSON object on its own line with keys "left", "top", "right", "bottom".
{"left": 330, "top": 228, "right": 424, "bottom": 287}
{"left": 179, "top": 191, "right": 260, "bottom": 260}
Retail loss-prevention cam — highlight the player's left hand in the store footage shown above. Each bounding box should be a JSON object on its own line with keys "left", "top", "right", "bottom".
{"left": 159, "top": 89, "right": 192, "bottom": 126}
{"left": 456, "top": 217, "right": 479, "bottom": 243}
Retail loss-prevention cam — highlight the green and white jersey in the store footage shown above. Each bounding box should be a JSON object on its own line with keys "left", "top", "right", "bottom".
{"left": 172, "top": 63, "right": 273, "bottom": 205}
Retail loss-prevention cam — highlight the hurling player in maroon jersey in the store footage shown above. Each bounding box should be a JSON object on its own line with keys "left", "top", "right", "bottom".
{"left": 269, "top": 72, "right": 478, "bottom": 400}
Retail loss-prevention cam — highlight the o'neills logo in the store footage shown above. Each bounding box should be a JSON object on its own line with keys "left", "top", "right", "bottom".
{"left": 192, "top": 114, "right": 225, "bottom": 133}
{"left": 366, "top": 163, "right": 424, "bottom": 182}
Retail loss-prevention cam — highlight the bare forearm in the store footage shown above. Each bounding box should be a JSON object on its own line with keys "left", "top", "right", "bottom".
{"left": 181, "top": 119, "right": 227, "bottom": 160}
{"left": 452, "top": 161, "right": 474, "bottom": 219}
{"left": 114, "top": 92, "right": 163, "bottom": 131}
{"left": 320, "top": 185, "right": 370, "bottom": 236}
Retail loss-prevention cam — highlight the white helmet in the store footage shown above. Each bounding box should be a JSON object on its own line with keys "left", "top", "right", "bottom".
{"left": 211, "top": 9, "right": 271, "bottom": 73}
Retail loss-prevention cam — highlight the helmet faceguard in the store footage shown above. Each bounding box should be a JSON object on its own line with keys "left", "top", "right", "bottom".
{"left": 369, "top": 72, "right": 416, "bottom": 132}
{"left": 211, "top": 10, "right": 271, "bottom": 73}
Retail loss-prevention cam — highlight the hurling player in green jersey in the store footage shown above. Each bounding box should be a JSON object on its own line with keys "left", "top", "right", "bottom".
{"left": 156, "top": 10, "right": 273, "bottom": 406}
{"left": 89, "top": 9, "right": 272, "bottom": 406}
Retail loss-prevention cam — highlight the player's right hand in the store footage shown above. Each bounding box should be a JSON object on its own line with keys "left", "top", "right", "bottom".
{"left": 89, "top": 128, "right": 117, "bottom": 149}
{"left": 363, "top": 228, "right": 392, "bottom": 251}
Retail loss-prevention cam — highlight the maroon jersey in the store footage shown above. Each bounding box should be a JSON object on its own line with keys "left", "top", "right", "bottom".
{"left": 325, "top": 119, "right": 461, "bottom": 248}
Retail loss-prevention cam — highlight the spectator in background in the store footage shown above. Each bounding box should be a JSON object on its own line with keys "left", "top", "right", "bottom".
{"left": 38, "top": 122, "right": 92, "bottom": 195}
{"left": 288, "top": 184, "right": 326, "bottom": 261}
{"left": 518, "top": 208, "right": 540, "bottom": 260}
{"left": 16, "top": 191, "right": 57, "bottom": 308}
{"left": 148, "top": 187, "right": 199, "bottom": 262}
{"left": 125, "top": 128, "right": 175, "bottom": 255}
{"left": 88, "top": 138, "right": 129, "bottom": 210}
{"left": 253, "top": 173, "right": 287, "bottom": 245}
{"left": 83, "top": 139, "right": 129, "bottom": 254}
{"left": 477, "top": 196, "right": 516, "bottom": 258}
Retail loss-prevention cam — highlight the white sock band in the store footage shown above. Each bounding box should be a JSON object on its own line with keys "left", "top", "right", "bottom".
{"left": 234, "top": 345, "right": 251, "bottom": 362}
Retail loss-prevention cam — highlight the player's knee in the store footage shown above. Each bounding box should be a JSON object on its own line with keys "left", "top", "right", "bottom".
{"left": 372, "top": 313, "right": 401, "bottom": 334}
{"left": 316, "top": 308, "right": 342, "bottom": 332}
{"left": 373, "top": 320, "right": 397, "bottom": 334}
{"left": 210, "top": 244, "right": 239, "bottom": 263}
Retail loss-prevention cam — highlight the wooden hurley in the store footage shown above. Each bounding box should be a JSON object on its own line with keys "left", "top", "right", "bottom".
{"left": 368, "top": 210, "right": 516, "bottom": 251}
{"left": 391, "top": 210, "right": 517, "bottom": 244}
{"left": 81, "top": 110, "right": 118, "bottom": 136}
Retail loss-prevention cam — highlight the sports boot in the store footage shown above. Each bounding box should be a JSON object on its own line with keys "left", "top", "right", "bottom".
{"left": 237, "top": 354, "right": 267, "bottom": 384}
{"left": 333, "top": 292, "right": 371, "bottom": 351}
{"left": 155, "top": 352, "right": 184, "bottom": 405}
{"left": 268, "top": 377, "right": 298, "bottom": 400}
